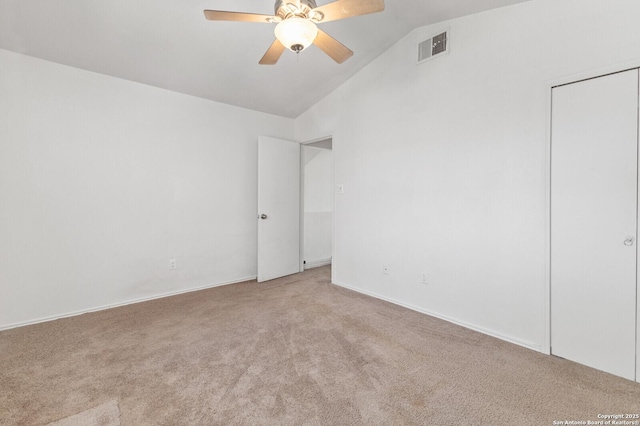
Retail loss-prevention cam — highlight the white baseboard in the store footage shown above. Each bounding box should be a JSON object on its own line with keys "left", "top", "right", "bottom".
{"left": 332, "top": 279, "right": 542, "bottom": 353}
{"left": 304, "top": 258, "right": 332, "bottom": 269}
{"left": 0, "top": 276, "right": 257, "bottom": 331}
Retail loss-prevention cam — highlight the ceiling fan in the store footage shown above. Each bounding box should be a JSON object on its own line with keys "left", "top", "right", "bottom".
{"left": 204, "top": 0, "right": 385, "bottom": 65}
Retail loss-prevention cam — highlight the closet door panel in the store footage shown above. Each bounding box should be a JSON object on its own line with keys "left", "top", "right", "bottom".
{"left": 551, "top": 69, "right": 638, "bottom": 381}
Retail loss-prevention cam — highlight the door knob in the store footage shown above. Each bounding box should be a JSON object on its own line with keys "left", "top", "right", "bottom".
{"left": 624, "top": 237, "right": 634, "bottom": 246}
{"left": 260, "top": 214, "right": 268, "bottom": 220}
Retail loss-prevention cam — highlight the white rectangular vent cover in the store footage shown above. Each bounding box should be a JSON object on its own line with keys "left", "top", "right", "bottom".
{"left": 418, "top": 30, "right": 449, "bottom": 64}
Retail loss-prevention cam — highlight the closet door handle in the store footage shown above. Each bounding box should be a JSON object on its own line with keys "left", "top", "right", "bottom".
{"left": 624, "top": 237, "right": 634, "bottom": 246}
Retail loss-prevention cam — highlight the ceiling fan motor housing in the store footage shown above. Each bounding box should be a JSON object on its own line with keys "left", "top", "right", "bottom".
{"left": 274, "top": 0, "right": 319, "bottom": 20}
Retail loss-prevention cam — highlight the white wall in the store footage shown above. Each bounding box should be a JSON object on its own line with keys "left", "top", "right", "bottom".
{"left": 295, "top": 0, "right": 640, "bottom": 351}
{"left": 0, "top": 49, "right": 294, "bottom": 329}
{"left": 303, "top": 147, "right": 333, "bottom": 267}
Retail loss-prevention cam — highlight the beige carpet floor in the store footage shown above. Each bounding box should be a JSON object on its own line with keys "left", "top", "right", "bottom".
{"left": 45, "top": 400, "right": 120, "bottom": 426}
{"left": 1, "top": 266, "right": 639, "bottom": 425}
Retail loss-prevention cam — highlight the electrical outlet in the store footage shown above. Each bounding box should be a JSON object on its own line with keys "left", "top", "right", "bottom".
{"left": 383, "top": 264, "right": 390, "bottom": 275}
{"left": 169, "top": 259, "right": 177, "bottom": 270}
{"left": 421, "top": 273, "right": 428, "bottom": 285}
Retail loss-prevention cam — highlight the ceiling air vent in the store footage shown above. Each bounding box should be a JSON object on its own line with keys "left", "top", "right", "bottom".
{"left": 418, "top": 29, "right": 449, "bottom": 64}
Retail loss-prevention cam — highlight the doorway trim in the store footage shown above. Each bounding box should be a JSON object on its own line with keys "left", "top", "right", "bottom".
{"left": 299, "top": 135, "right": 334, "bottom": 274}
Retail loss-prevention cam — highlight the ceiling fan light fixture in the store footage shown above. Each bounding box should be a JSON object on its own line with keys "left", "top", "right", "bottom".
{"left": 205, "top": 0, "right": 384, "bottom": 64}
{"left": 274, "top": 18, "right": 318, "bottom": 53}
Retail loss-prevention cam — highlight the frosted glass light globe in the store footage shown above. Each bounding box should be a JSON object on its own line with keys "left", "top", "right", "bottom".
{"left": 275, "top": 18, "right": 318, "bottom": 53}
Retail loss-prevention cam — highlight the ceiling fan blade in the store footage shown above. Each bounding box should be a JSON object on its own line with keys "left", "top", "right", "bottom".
{"left": 203, "top": 10, "right": 274, "bottom": 23}
{"left": 313, "top": 29, "right": 354, "bottom": 64}
{"left": 312, "top": 0, "right": 384, "bottom": 23}
{"left": 259, "top": 39, "right": 286, "bottom": 65}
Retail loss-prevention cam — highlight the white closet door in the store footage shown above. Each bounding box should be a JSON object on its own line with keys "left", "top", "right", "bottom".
{"left": 551, "top": 69, "right": 638, "bottom": 381}
{"left": 257, "top": 136, "right": 300, "bottom": 283}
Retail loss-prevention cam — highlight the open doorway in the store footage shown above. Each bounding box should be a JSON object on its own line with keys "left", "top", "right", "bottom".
{"left": 301, "top": 138, "right": 333, "bottom": 271}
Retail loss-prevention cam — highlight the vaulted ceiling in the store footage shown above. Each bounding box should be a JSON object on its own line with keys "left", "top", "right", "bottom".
{"left": 0, "top": 0, "right": 531, "bottom": 118}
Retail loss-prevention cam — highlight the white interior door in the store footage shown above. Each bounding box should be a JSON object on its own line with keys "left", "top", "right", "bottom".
{"left": 551, "top": 69, "right": 638, "bottom": 381}
{"left": 257, "top": 136, "right": 301, "bottom": 282}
